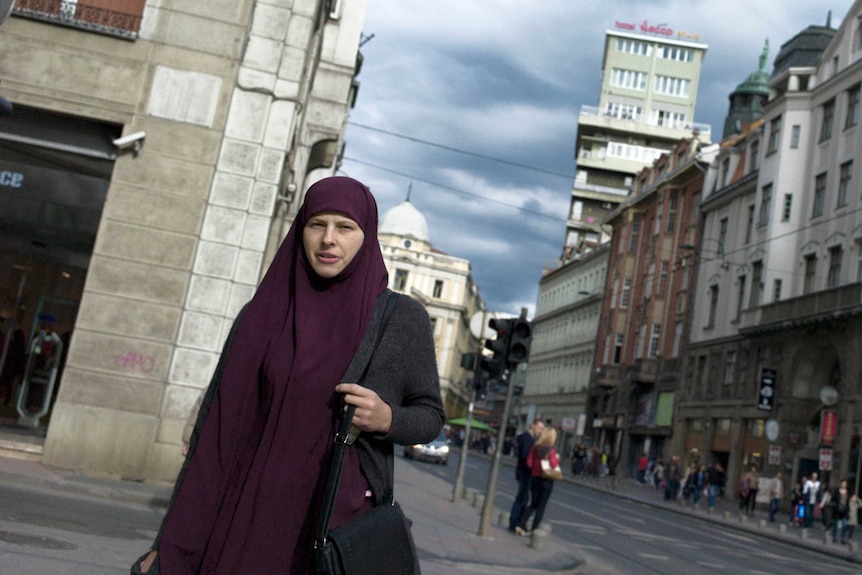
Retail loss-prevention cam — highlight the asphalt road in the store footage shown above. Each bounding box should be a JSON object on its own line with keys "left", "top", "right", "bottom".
{"left": 414, "top": 449, "right": 861, "bottom": 575}
{"left": 0, "top": 449, "right": 858, "bottom": 574}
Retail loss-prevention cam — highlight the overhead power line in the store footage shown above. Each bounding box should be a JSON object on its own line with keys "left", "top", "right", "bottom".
{"left": 347, "top": 121, "right": 575, "bottom": 180}
{"left": 341, "top": 156, "right": 568, "bottom": 224}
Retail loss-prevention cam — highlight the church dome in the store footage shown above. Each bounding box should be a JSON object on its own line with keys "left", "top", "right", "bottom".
{"left": 380, "top": 200, "right": 429, "bottom": 243}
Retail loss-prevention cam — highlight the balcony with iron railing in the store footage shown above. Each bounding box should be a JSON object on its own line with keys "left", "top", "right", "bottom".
{"left": 594, "top": 364, "right": 624, "bottom": 389}
{"left": 739, "top": 282, "right": 862, "bottom": 334}
{"left": 631, "top": 357, "right": 659, "bottom": 384}
{"left": 579, "top": 105, "right": 712, "bottom": 140}
{"left": 14, "top": 0, "right": 144, "bottom": 39}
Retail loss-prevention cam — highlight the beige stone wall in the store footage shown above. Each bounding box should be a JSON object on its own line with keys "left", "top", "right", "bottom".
{"left": 0, "top": 0, "right": 366, "bottom": 481}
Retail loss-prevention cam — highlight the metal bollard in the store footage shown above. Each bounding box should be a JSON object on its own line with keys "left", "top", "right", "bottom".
{"left": 473, "top": 494, "right": 485, "bottom": 510}
{"left": 530, "top": 527, "right": 550, "bottom": 551}
{"left": 758, "top": 519, "right": 766, "bottom": 529}
{"left": 778, "top": 524, "right": 787, "bottom": 535}
{"left": 499, "top": 511, "right": 510, "bottom": 527}
{"left": 464, "top": 487, "right": 477, "bottom": 502}
{"left": 823, "top": 531, "right": 830, "bottom": 545}
{"left": 848, "top": 540, "right": 858, "bottom": 552}
{"left": 723, "top": 511, "right": 731, "bottom": 520}
{"left": 799, "top": 528, "right": 808, "bottom": 539}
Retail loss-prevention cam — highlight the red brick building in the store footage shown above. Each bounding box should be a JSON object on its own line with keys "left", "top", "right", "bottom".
{"left": 587, "top": 137, "right": 717, "bottom": 476}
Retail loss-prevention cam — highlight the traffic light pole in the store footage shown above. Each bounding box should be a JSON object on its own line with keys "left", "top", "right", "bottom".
{"left": 452, "top": 310, "right": 488, "bottom": 503}
{"left": 477, "top": 307, "right": 529, "bottom": 537}
{"left": 477, "top": 364, "right": 516, "bottom": 537}
{"left": 451, "top": 396, "right": 474, "bottom": 502}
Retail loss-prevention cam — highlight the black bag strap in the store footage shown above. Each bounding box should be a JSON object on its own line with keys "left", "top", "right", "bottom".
{"left": 314, "top": 292, "right": 397, "bottom": 554}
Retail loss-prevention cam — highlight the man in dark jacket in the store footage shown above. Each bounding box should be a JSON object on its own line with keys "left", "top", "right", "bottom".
{"left": 508, "top": 418, "right": 544, "bottom": 532}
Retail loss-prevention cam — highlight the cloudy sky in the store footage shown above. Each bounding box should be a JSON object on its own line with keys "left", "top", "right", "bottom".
{"left": 338, "top": 0, "right": 854, "bottom": 316}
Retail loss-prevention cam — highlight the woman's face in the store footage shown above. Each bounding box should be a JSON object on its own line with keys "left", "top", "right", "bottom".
{"left": 303, "top": 211, "right": 365, "bottom": 278}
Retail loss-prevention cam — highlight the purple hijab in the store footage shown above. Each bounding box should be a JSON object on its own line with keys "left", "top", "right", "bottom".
{"left": 158, "top": 177, "right": 389, "bottom": 573}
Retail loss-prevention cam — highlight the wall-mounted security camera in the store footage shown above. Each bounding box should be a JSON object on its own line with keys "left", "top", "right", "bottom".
{"left": 112, "top": 131, "right": 146, "bottom": 156}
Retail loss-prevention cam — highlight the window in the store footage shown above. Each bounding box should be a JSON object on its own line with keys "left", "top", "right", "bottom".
{"left": 433, "top": 279, "right": 444, "bottom": 298}
{"left": 611, "top": 68, "right": 647, "bottom": 90}
{"left": 613, "top": 334, "right": 623, "bottom": 363}
{"left": 749, "top": 140, "right": 759, "bottom": 171}
{"left": 654, "top": 75, "right": 690, "bottom": 97}
{"left": 12, "top": 0, "right": 146, "bottom": 37}
{"left": 652, "top": 109, "right": 686, "bottom": 129}
{"left": 736, "top": 275, "right": 747, "bottom": 319}
{"left": 773, "top": 278, "right": 782, "bottom": 302}
{"left": 621, "top": 278, "right": 632, "bottom": 308}
{"left": 782, "top": 194, "right": 792, "bottom": 221}
{"left": 666, "top": 191, "right": 677, "bottom": 232}
{"left": 720, "top": 158, "right": 730, "bottom": 188}
{"left": 846, "top": 85, "right": 861, "bottom": 129}
{"left": 707, "top": 285, "right": 719, "bottom": 327}
{"left": 803, "top": 255, "right": 817, "bottom": 294}
{"left": 812, "top": 173, "right": 827, "bottom": 218}
{"left": 605, "top": 102, "right": 642, "bottom": 121}
{"left": 724, "top": 351, "right": 736, "bottom": 384}
{"left": 767, "top": 116, "right": 782, "bottom": 153}
{"left": 672, "top": 322, "right": 683, "bottom": 357}
{"left": 394, "top": 269, "right": 409, "bottom": 291}
{"left": 750, "top": 261, "right": 763, "bottom": 308}
{"left": 745, "top": 206, "right": 755, "bottom": 244}
{"left": 616, "top": 39, "right": 652, "bottom": 56}
{"left": 790, "top": 124, "right": 801, "bottom": 149}
{"left": 658, "top": 261, "right": 669, "bottom": 296}
{"left": 828, "top": 246, "right": 843, "bottom": 288}
{"left": 838, "top": 161, "right": 852, "bottom": 208}
{"left": 571, "top": 200, "right": 584, "bottom": 220}
{"left": 646, "top": 262, "right": 655, "bottom": 297}
{"left": 648, "top": 323, "right": 661, "bottom": 358}
{"left": 758, "top": 184, "right": 772, "bottom": 226}
{"left": 820, "top": 99, "right": 836, "bottom": 142}
{"left": 658, "top": 45, "right": 693, "bottom": 62}
{"left": 629, "top": 219, "right": 640, "bottom": 253}
{"left": 717, "top": 218, "right": 728, "bottom": 256}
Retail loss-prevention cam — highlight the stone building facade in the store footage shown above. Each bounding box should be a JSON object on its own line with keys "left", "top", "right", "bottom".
{"left": 676, "top": 3, "right": 862, "bottom": 495}
{"left": 0, "top": 0, "right": 368, "bottom": 482}
{"left": 588, "top": 138, "right": 715, "bottom": 475}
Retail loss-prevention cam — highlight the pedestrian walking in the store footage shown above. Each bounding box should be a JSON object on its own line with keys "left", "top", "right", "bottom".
{"left": 508, "top": 418, "right": 544, "bottom": 533}
{"left": 707, "top": 463, "right": 725, "bottom": 510}
{"left": 130, "top": 176, "right": 445, "bottom": 575}
{"left": 515, "top": 427, "right": 561, "bottom": 536}
{"left": 768, "top": 471, "right": 783, "bottom": 522}
{"left": 803, "top": 472, "right": 821, "bottom": 529}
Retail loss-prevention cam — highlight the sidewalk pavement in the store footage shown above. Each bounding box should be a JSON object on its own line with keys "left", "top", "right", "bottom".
{"left": 0, "top": 450, "right": 584, "bottom": 574}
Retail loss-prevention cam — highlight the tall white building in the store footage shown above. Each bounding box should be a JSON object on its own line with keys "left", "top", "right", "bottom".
{"left": 378, "top": 199, "right": 484, "bottom": 416}
{"left": 676, "top": 5, "right": 862, "bottom": 494}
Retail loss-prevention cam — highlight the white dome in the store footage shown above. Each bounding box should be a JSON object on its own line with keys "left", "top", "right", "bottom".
{"left": 379, "top": 201, "right": 429, "bottom": 243}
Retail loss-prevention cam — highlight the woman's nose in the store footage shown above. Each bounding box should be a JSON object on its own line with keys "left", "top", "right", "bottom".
{"left": 322, "top": 225, "right": 336, "bottom": 244}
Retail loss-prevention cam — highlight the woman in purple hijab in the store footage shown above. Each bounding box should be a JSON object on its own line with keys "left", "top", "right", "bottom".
{"left": 133, "top": 176, "right": 445, "bottom": 574}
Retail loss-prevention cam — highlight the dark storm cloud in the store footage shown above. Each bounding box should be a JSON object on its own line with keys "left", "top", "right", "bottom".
{"left": 343, "top": 0, "right": 854, "bottom": 316}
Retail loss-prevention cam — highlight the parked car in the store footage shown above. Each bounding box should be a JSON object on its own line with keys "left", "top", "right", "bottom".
{"left": 403, "top": 431, "right": 449, "bottom": 465}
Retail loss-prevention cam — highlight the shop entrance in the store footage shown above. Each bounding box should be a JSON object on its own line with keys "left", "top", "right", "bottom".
{"left": 0, "top": 105, "right": 119, "bottom": 429}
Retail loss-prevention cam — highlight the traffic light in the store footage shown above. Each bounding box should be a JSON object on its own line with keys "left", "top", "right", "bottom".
{"left": 484, "top": 317, "right": 512, "bottom": 361}
{"left": 507, "top": 318, "right": 532, "bottom": 365}
{"left": 479, "top": 355, "right": 503, "bottom": 381}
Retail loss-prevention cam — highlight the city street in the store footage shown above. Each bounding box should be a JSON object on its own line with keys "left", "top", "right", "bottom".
{"left": 0, "top": 449, "right": 860, "bottom": 574}
{"left": 413, "top": 449, "right": 861, "bottom": 574}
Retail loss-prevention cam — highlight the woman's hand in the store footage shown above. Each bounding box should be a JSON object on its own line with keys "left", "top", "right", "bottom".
{"left": 336, "top": 383, "right": 392, "bottom": 434}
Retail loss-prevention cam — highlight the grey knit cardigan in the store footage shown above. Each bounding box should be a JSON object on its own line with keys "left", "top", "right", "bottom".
{"left": 155, "top": 289, "right": 445, "bottom": 546}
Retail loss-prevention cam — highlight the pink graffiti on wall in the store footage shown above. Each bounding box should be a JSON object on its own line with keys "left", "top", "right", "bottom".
{"left": 115, "top": 352, "right": 155, "bottom": 373}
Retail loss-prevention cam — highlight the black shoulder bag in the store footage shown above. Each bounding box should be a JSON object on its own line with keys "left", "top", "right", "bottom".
{"left": 314, "top": 294, "right": 419, "bottom": 575}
